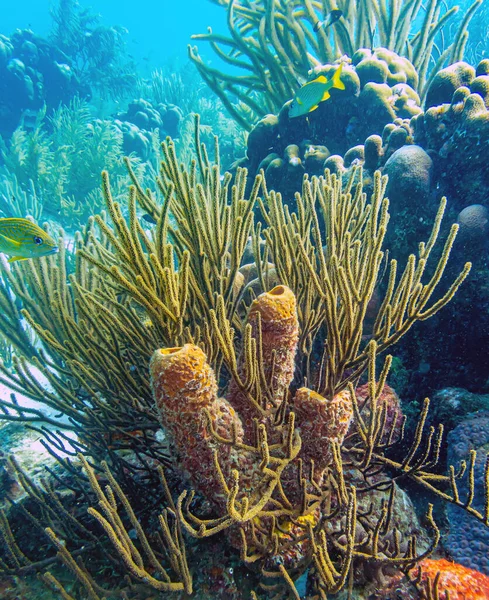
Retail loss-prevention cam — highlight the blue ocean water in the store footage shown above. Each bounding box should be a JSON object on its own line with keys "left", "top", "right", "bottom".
{"left": 0, "top": 0, "right": 228, "bottom": 67}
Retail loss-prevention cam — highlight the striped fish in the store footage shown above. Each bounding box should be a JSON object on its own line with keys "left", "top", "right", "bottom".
{"left": 0, "top": 218, "right": 58, "bottom": 262}
{"left": 289, "top": 63, "right": 346, "bottom": 118}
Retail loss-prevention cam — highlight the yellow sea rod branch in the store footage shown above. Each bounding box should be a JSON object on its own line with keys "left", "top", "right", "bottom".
{"left": 147, "top": 130, "right": 260, "bottom": 329}
{"left": 45, "top": 528, "right": 101, "bottom": 600}
{"left": 257, "top": 168, "right": 470, "bottom": 396}
{"left": 79, "top": 454, "right": 192, "bottom": 593}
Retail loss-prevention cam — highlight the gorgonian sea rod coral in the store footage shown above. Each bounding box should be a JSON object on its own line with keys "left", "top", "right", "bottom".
{"left": 0, "top": 122, "right": 487, "bottom": 598}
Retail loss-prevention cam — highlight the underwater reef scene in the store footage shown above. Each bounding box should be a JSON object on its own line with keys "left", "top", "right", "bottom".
{"left": 1, "top": 0, "right": 489, "bottom": 598}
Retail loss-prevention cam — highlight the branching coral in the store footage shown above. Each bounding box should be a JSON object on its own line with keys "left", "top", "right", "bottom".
{"left": 189, "top": 0, "right": 481, "bottom": 128}
{"left": 0, "top": 174, "right": 43, "bottom": 220}
{"left": 0, "top": 99, "right": 142, "bottom": 230}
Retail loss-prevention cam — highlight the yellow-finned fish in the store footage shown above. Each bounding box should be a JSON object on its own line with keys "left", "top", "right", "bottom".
{"left": 0, "top": 218, "right": 58, "bottom": 262}
{"left": 289, "top": 63, "right": 345, "bottom": 118}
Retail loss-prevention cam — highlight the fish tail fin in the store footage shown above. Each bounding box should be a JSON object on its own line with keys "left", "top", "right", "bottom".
{"left": 332, "top": 63, "right": 346, "bottom": 90}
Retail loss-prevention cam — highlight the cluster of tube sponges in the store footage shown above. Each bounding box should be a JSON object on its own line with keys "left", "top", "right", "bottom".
{"left": 149, "top": 285, "right": 353, "bottom": 563}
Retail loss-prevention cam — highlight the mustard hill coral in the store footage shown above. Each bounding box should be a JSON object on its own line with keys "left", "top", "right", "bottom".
{"left": 425, "top": 61, "right": 476, "bottom": 109}
{"left": 289, "top": 56, "right": 489, "bottom": 222}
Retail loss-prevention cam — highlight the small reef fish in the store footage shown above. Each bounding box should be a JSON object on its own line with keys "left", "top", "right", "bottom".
{"left": 0, "top": 218, "right": 58, "bottom": 262}
{"left": 141, "top": 213, "right": 157, "bottom": 225}
{"left": 313, "top": 8, "right": 343, "bottom": 32}
{"left": 289, "top": 63, "right": 345, "bottom": 118}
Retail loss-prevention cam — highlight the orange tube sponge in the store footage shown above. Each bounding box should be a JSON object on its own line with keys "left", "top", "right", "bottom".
{"left": 228, "top": 285, "right": 299, "bottom": 435}
{"left": 150, "top": 344, "right": 244, "bottom": 506}
{"left": 294, "top": 387, "right": 353, "bottom": 484}
{"left": 150, "top": 344, "right": 216, "bottom": 423}
{"left": 249, "top": 284, "right": 298, "bottom": 402}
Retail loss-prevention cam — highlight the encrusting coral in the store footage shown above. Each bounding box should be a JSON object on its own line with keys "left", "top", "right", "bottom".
{"left": 445, "top": 411, "right": 489, "bottom": 576}
{"left": 411, "top": 558, "right": 489, "bottom": 599}
{"left": 0, "top": 118, "right": 487, "bottom": 598}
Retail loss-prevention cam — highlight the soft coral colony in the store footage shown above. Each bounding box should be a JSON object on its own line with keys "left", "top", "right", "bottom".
{"left": 0, "top": 6, "right": 487, "bottom": 600}
{"left": 0, "top": 122, "right": 482, "bottom": 598}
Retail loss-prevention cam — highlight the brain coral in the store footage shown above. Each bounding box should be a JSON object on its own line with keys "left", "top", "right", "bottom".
{"left": 457, "top": 204, "right": 489, "bottom": 244}
{"left": 383, "top": 144, "right": 433, "bottom": 211}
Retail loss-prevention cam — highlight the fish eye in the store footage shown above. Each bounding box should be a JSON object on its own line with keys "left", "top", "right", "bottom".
{"left": 33, "top": 236, "right": 43, "bottom": 245}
